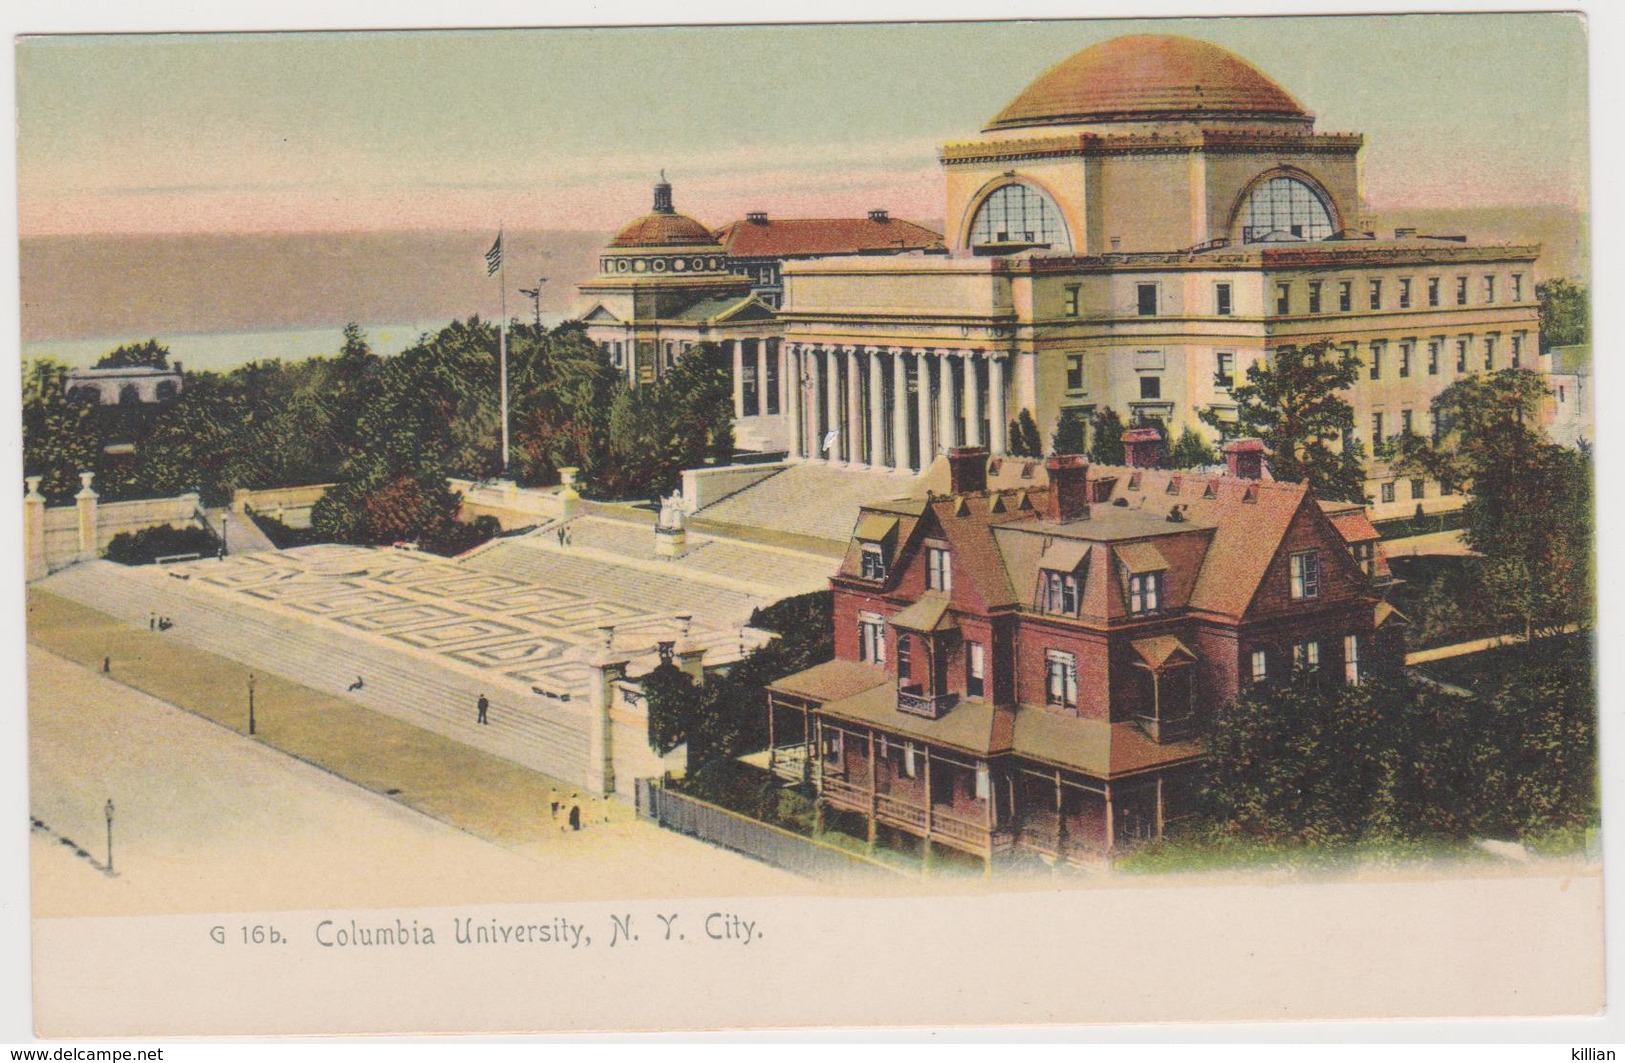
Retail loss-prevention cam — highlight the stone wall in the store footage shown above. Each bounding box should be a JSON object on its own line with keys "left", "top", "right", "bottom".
{"left": 233, "top": 484, "right": 333, "bottom": 530}
{"left": 448, "top": 472, "right": 579, "bottom": 530}
{"left": 680, "top": 461, "right": 790, "bottom": 513}
{"left": 26, "top": 474, "right": 209, "bottom": 578}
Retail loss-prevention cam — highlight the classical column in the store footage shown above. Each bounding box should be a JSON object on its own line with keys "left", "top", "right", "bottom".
{"left": 788, "top": 345, "right": 805, "bottom": 458}
{"left": 891, "top": 348, "right": 911, "bottom": 472}
{"left": 965, "top": 350, "right": 984, "bottom": 448}
{"left": 24, "top": 477, "right": 46, "bottom": 581}
{"left": 935, "top": 350, "right": 955, "bottom": 459}
{"left": 846, "top": 346, "right": 863, "bottom": 466}
{"left": 867, "top": 348, "right": 886, "bottom": 468}
{"left": 75, "top": 471, "right": 98, "bottom": 562}
{"left": 751, "top": 338, "right": 765, "bottom": 417}
{"left": 823, "top": 347, "right": 841, "bottom": 462}
{"left": 989, "top": 355, "right": 1009, "bottom": 455}
{"left": 914, "top": 349, "right": 933, "bottom": 466}
{"left": 731, "top": 340, "right": 744, "bottom": 419}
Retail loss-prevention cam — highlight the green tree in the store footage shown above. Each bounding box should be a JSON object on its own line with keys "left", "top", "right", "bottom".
{"left": 1536, "top": 278, "right": 1589, "bottom": 351}
{"left": 94, "top": 338, "right": 171, "bottom": 370}
{"left": 21, "top": 359, "right": 100, "bottom": 502}
{"left": 1168, "top": 425, "right": 1218, "bottom": 469}
{"left": 1085, "top": 407, "right": 1125, "bottom": 463}
{"left": 1007, "top": 408, "right": 1043, "bottom": 458}
{"left": 1199, "top": 341, "right": 1367, "bottom": 503}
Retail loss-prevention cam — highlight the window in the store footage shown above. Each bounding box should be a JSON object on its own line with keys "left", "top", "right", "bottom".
{"left": 901, "top": 742, "right": 918, "bottom": 779}
{"left": 1216, "top": 352, "right": 1236, "bottom": 390}
{"left": 1371, "top": 412, "right": 1384, "bottom": 443}
{"left": 1066, "top": 354, "right": 1085, "bottom": 393}
{"left": 765, "top": 350, "right": 780, "bottom": 415}
{"left": 1138, "top": 283, "right": 1159, "bottom": 316}
{"left": 1276, "top": 283, "right": 1292, "bottom": 316}
{"left": 1352, "top": 541, "right": 1375, "bottom": 577}
{"left": 1338, "top": 280, "right": 1353, "bottom": 313}
{"left": 859, "top": 543, "right": 887, "bottom": 580}
{"left": 975, "top": 765, "right": 990, "bottom": 801}
{"left": 1139, "top": 375, "right": 1162, "bottom": 400}
{"left": 1369, "top": 279, "right": 1383, "bottom": 310}
{"left": 741, "top": 358, "right": 759, "bottom": 416}
{"left": 1293, "top": 640, "right": 1321, "bottom": 671}
{"left": 965, "top": 641, "right": 986, "bottom": 699}
{"left": 1410, "top": 477, "right": 1425, "bottom": 500}
{"left": 1512, "top": 274, "right": 1524, "bottom": 302}
{"left": 1064, "top": 285, "right": 1080, "bottom": 317}
{"left": 1483, "top": 334, "right": 1497, "bottom": 371}
{"left": 1290, "top": 551, "right": 1321, "bottom": 600}
{"left": 1043, "top": 570, "right": 1080, "bottom": 615}
{"left": 1344, "top": 634, "right": 1362, "bottom": 685}
{"left": 1250, "top": 649, "right": 1268, "bottom": 683}
{"left": 1428, "top": 277, "right": 1441, "bottom": 307}
{"left": 1369, "top": 342, "right": 1384, "bottom": 380}
{"left": 1238, "top": 175, "right": 1335, "bottom": 243}
{"left": 1483, "top": 274, "right": 1496, "bottom": 304}
{"left": 1456, "top": 337, "right": 1469, "bottom": 373}
{"left": 926, "top": 546, "right": 952, "bottom": 592}
{"left": 969, "top": 183, "right": 1072, "bottom": 251}
{"left": 1398, "top": 341, "right": 1412, "bottom": 378}
{"left": 1380, "top": 482, "right": 1396, "bottom": 504}
{"left": 665, "top": 341, "right": 676, "bottom": 369}
{"left": 1128, "top": 572, "right": 1163, "bottom": 615}
{"left": 1215, "top": 283, "right": 1233, "bottom": 316}
{"left": 1399, "top": 278, "right": 1412, "bottom": 309}
{"left": 1511, "top": 333, "right": 1524, "bottom": 368}
{"left": 1308, "top": 281, "right": 1323, "bottom": 314}
{"left": 1045, "top": 650, "right": 1078, "bottom": 708}
{"left": 897, "top": 636, "right": 912, "bottom": 681}
{"left": 1456, "top": 276, "right": 1469, "bottom": 306}
{"left": 1401, "top": 409, "right": 1414, "bottom": 436}
{"left": 858, "top": 614, "right": 886, "bottom": 665}
{"left": 1427, "top": 338, "right": 1441, "bottom": 375}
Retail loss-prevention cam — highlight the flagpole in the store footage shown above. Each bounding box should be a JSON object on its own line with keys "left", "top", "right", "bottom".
{"left": 498, "top": 226, "right": 510, "bottom": 475}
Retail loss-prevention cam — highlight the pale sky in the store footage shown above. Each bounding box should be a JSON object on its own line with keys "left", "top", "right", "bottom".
{"left": 15, "top": 12, "right": 1590, "bottom": 236}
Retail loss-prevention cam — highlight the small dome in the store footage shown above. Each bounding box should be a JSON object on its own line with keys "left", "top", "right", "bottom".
{"left": 987, "top": 34, "right": 1309, "bottom": 132}
{"left": 610, "top": 212, "right": 720, "bottom": 249}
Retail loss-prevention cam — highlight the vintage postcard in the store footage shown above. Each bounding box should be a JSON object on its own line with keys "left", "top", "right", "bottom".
{"left": 9, "top": 7, "right": 1602, "bottom": 1039}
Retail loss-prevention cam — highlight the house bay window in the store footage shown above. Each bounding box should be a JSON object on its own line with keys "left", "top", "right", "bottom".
{"left": 965, "top": 641, "right": 986, "bottom": 699}
{"left": 1290, "top": 551, "right": 1321, "bottom": 599}
{"left": 926, "top": 546, "right": 952, "bottom": 592}
{"left": 858, "top": 613, "right": 887, "bottom": 665}
{"left": 1045, "top": 650, "right": 1078, "bottom": 708}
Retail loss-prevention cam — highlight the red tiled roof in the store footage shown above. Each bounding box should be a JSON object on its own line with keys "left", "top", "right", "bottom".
{"left": 713, "top": 217, "right": 943, "bottom": 259}
{"left": 611, "top": 212, "right": 721, "bottom": 249}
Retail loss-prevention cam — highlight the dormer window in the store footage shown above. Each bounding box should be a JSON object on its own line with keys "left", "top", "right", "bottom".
{"left": 860, "top": 543, "right": 887, "bottom": 580}
{"left": 926, "top": 546, "right": 952, "bottom": 592}
{"left": 1290, "top": 551, "right": 1321, "bottom": 599}
{"left": 1352, "top": 541, "right": 1375, "bottom": 577}
{"left": 854, "top": 513, "right": 898, "bottom": 581}
{"left": 1128, "top": 572, "right": 1162, "bottom": 615}
{"left": 1043, "top": 570, "right": 1080, "bottom": 615}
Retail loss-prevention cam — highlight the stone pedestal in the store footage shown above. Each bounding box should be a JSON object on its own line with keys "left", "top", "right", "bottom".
{"left": 24, "top": 477, "right": 46, "bottom": 581}
{"left": 75, "top": 472, "right": 98, "bottom": 562}
{"left": 654, "top": 526, "right": 686, "bottom": 558}
{"left": 557, "top": 467, "right": 582, "bottom": 520}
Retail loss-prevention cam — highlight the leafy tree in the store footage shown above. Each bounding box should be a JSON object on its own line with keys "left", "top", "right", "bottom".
{"left": 1086, "top": 407, "right": 1125, "bottom": 463}
{"left": 21, "top": 359, "right": 100, "bottom": 502}
{"left": 95, "top": 339, "right": 171, "bottom": 370}
{"left": 1536, "top": 278, "right": 1589, "bottom": 351}
{"left": 1168, "top": 425, "right": 1218, "bottom": 469}
{"left": 1007, "top": 408, "right": 1043, "bottom": 458}
{"left": 1199, "top": 341, "right": 1367, "bottom": 503}
{"left": 642, "top": 662, "right": 707, "bottom": 756}
{"left": 1050, "top": 408, "right": 1087, "bottom": 456}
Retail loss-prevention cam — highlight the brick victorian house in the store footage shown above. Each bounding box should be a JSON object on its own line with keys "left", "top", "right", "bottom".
{"left": 765, "top": 442, "right": 1400, "bottom": 868}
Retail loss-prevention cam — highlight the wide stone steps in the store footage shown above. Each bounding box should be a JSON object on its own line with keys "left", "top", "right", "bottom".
{"left": 39, "top": 562, "right": 591, "bottom": 784}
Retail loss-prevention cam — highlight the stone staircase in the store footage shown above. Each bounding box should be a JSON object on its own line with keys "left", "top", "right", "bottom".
{"left": 691, "top": 463, "right": 919, "bottom": 545}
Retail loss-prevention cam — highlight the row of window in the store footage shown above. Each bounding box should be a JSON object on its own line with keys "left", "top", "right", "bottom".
{"left": 1275, "top": 272, "right": 1524, "bottom": 317}
{"left": 1250, "top": 634, "right": 1365, "bottom": 686}
{"left": 1362, "top": 332, "right": 1526, "bottom": 381}
{"left": 601, "top": 255, "right": 726, "bottom": 275}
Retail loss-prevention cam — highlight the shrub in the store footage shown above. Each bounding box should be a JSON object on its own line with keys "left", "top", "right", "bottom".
{"left": 104, "top": 524, "right": 217, "bottom": 565}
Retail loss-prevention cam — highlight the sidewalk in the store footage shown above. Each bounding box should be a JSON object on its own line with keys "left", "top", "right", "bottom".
{"left": 1405, "top": 623, "right": 1584, "bottom": 665}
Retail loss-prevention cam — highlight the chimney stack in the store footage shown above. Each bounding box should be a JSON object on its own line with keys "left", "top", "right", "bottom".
{"left": 947, "top": 446, "right": 988, "bottom": 495}
{"left": 1223, "top": 438, "right": 1266, "bottom": 480}
{"left": 1043, "top": 454, "right": 1090, "bottom": 523}
{"left": 1121, "top": 426, "right": 1166, "bottom": 469}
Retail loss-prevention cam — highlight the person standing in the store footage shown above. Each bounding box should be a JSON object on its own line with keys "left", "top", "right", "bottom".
{"left": 477, "top": 693, "right": 489, "bottom": 725}
{"left": 568, "top": 795, "right": 581, "bottom": 831}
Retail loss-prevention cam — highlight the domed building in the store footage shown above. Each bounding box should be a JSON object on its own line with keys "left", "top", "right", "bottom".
{"left": 777, "top": 33, "right": 1543, "bottom": 519}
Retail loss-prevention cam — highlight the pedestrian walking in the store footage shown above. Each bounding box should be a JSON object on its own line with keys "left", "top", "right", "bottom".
{"left": 556, "top": 526, "right": 566, "bottom": 547}
{"left": 568, "top": 795, "right": 582, "bottom": 831}
{"left": 477, "top": 694, "right": 489, "bottom": 725}
{"left": 149, "top": 612, "right": 156, "bottom": 632}
{"left": 549, "top": 788, "right": 560, "bottom": 818}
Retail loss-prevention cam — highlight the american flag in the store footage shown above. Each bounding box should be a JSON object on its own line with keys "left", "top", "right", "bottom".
{"left": 485, "top": 233, "right": 503, "bottom": 276}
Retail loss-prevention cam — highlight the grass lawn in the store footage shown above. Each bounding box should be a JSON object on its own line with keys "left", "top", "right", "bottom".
{"left": 26, "top": 588, "right": 621, "bottom": 849}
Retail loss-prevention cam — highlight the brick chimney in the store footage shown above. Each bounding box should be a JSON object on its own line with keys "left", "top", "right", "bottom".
{"left": 1121, "top": 426, "right": 1165, "bottom": 469}
{"left": 1223, "top": 438, "right": 1266, "bottom": 480}
{"left": 1043, "top": 455, "right": 1090, "bottom": 523}
{"left": 947, "top": 446, "right": 988, "bottom": 495}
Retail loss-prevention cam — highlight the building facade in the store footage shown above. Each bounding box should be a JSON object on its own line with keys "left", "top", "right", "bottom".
{"left": 768, "top": 34, "right": 1548, "bottom": 516}
{"left": 765, "top": 444, "right": 1402, "bottom": 868}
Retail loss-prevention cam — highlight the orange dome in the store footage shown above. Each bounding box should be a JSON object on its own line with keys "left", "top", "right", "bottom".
{"left": 609, "top": 211, "right": 720, "bottom": 249}
{"left": 986, "top": 35, "right": 1309, "bottom": 131}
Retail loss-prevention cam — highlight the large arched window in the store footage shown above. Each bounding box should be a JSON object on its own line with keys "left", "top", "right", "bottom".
{"left": 968, "top": 183, "right": 1072, "bottom": 253}
{"left": 1236, "top": 175, "right": 1335, "bottom": 244}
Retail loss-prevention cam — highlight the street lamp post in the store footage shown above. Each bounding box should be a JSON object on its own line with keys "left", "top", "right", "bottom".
{"left": 248, "top": 672, "right": 256, "bottom": 736}
{"left": 519, "top": 278, "right": 548, "bottom": 331}
{"left": 220, "top": 512, "right": 229, "bottom": 559}
{"left": 104, "top": 799, "right": 115, "bottom": 876}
